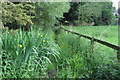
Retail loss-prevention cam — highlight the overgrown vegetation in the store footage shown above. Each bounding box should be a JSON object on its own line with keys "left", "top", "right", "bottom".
{"left": 2, "top": 28, "right": 60, "bottom": 78}
{"left": 1, "top": 1, "right": 120, "bottom": 79}
{"left": 1, "top": 26, "right": 120, "bottom": 79}
{"left": 56, "top": 30, "right": 119, "bottom": 79}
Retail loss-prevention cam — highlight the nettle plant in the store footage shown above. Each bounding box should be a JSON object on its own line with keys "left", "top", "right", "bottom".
{"left": 2, "top": 29, "right": 60, "bottom": 78}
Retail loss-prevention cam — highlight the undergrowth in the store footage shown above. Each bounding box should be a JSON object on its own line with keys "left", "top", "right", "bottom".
{"left": 1, "top": 27, "right": 120, "bottom": 79}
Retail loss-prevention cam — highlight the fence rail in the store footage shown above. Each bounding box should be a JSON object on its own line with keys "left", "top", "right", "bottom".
{"left": 60, "top": 27, "right": 120, "bottom": 60}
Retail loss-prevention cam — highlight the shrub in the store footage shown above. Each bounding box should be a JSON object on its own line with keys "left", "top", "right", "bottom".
{"left": 2, "top": 2, "right": 35, "bottom": 29}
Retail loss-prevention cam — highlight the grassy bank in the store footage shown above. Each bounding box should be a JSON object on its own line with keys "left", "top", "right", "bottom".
{"left": 56, "top": 28, "right": 119, "bottom": 79}
{"left": 1, "top": 26, "right": 120, "bottom": 79}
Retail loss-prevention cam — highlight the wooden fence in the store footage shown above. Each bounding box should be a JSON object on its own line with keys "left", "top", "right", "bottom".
{"left": 60, "top": 27, "right": 120, "bottom": 60}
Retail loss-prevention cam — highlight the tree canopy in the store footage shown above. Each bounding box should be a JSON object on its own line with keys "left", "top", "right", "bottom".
{"left": 2, "top": 2, "right": 70, "bottom": 29}
{"left": 1, "top": 2, "right": 115, "bottom": 29}
{"left": 62, "top": 2, "right": 115, "bottom": 26}
{"left": 35, "top": 2, "right": 70, "bottom": 29}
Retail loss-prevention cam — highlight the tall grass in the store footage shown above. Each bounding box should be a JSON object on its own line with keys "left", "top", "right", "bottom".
{"left": 2, "top": 28, "right": 60, "bottom": 78}
{"left": 63, "top": 26, "right": 118, "bottom": 45}
{"left": 56, "top": 28, "right": 120, "bottom": 79}
{"left": 1, "top": 26, "right": 120, "bottom": 79}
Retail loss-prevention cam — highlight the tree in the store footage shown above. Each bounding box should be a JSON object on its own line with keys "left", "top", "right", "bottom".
{"left": 78, "top": 2, "right": 102, "bottom": 25}
{"left": 62, "top": 2, "right": 115, "bottom": 26}
{"left": 35, "top": 2, "right": 70, "bottom": 29}
{"left": 94, "top": 2, "right": 115, "bottom": 25}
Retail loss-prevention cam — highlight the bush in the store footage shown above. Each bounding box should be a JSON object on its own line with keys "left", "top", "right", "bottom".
{"left": 2, "top": 2, "right": 35, "bottom": 29}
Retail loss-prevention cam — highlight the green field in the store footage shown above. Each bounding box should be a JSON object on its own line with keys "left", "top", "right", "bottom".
{"left": 63, "top": 26, "right": 118, "bottom": 45}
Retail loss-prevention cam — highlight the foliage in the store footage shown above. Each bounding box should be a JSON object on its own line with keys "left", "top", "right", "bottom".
{"left": 35, "top": 2, "right": 70, "bottom": 29}
{"left": 1, "top": 2, "right": 115, "bottom": 29}
{"left": 94, "top": 2, "right": 115, "bottom": 25}
{"left": 2, "top": 2, "right": 35, "bottom": 29}
{"left": 1, "top": 1, "right": 119, "bottom": 78}
{"left": 2, "top": 28, "right": 60, "bottom": 78}
{"left": 56, "top": 28, "right": 120, "bottom": 79}
{"left": 2, "top": 2, "right": 70, "bottom": 30}
{"left": 62, "top": 2, "right": 115, "bottom": 26}
{"left": 1, "top": 26, "right": 120, "bottom": 78}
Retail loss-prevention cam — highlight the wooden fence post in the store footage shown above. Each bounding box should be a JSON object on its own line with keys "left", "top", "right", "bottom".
{"left": 78, "top": 34, "right": 81, "bottom": 39}
{"left": 68, "top": 31, "right": 70, "bottom": 35}
{"left": 117, "top": 47, "right": 120, "bottom": 60}
{"left": 90, "top": 37, "right": 94, "bottom": 52}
